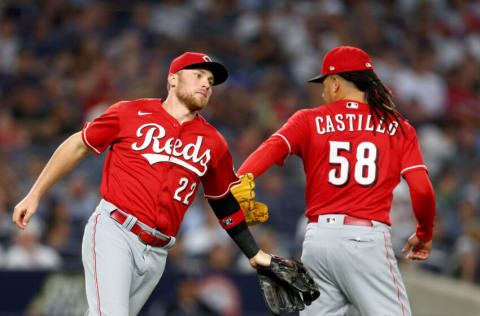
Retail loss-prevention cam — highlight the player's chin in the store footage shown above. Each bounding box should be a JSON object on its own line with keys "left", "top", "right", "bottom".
{"left": 197, "top": 95, "right": 210, "bottom": 107}
{"left": 188, "top": 99, "right": 208, "bottom": 111}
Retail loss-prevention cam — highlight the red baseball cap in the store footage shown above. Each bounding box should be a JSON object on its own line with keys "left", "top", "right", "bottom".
{"left": 308, "top": 46, "right": 374, "bottom": 83}
{"left": 169, "top": 52, "right": 228, "bottom": 85}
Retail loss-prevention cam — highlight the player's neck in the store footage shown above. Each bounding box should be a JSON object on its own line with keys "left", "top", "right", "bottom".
{"left": 339, "top": 88, "right": 366, "bottom": 104}
{"left": 162, "top": 96, "right": 197, "bottom": 124}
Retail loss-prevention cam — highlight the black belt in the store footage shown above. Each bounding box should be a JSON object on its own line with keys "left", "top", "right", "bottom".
{"left": 110, "top": 210, "right": 171, "bottom": 247}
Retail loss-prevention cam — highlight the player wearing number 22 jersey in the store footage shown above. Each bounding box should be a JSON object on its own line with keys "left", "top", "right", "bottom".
{"left": 13, "top": 52, "right": 273, "bottom": 316}
{"left": 83, "top": 98, "right": 236, "bottom": 237}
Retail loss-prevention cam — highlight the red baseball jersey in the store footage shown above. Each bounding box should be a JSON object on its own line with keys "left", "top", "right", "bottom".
{"left": 272, "top": 99, "right": 426, "bottom": 225}
{"left": 81, "top": 98, "right": 240, "bottom": 236}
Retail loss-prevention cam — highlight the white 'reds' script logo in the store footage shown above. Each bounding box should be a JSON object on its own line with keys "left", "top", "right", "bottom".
{"left": 131, "top": 123, "right": 211, "bottom": 176}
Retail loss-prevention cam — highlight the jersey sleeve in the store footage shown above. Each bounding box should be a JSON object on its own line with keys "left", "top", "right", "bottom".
{"left": 404, "top": 170, "right": 436, "bottom": 242}
{"left": 273, "top": 110, "right": 309, "bottom": 156}
{"left": 81, "top": 102, "right": 122, "bottom": 155}
{"left": 238, "top": 136, "right": 290, "bottom": 178}
{"left": 400, "top": 126, "right": 427, "bottom": 176}
{"left": 202, "top": 137, "right": 240, "bottom": 200}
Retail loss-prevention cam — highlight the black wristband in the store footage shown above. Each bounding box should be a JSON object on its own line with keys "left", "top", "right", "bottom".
{"left": 208, "top": 193, "right": 259, "bottom": 258}
{"left": 226, "top": 222, "right": 260, "bottom": 259}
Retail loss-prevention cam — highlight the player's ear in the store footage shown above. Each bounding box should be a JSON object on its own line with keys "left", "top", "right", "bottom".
{"left": 168, "top": 73, "right": 177, "bottom": 88}
{"left": 332, "top": 75, "right": 342, "bottom": 93}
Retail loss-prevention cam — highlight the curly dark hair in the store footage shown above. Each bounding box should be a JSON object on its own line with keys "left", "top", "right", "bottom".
{"left": 337, "top": 70, "right": 405, "bottom": 135}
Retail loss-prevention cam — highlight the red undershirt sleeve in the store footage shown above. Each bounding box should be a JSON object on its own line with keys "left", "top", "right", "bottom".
{"left": 403, "top": 169, "right": 436, "bottom": 242}
{"left": 238, "top": 136, "right": 290, "bottom": 178}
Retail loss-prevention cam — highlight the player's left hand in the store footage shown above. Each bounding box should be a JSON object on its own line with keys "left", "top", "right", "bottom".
{"left": 231, "top": 173, "right": 256, "bottom": 202}
{"left": 231, "top": 173, "right": 269, "bottom": 225}
{"left": 249, "top": 249, "right": 272, "bottom": 269}
{"left": 401, "top": 233, "right": 432, "bottom": 260}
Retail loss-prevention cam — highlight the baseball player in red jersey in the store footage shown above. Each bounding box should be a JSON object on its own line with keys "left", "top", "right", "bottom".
{"left": 12, "top": 52, "right": 272, "bottom": 315}
{"left": 236, "top": 46, "right": 436, "bottom": 315}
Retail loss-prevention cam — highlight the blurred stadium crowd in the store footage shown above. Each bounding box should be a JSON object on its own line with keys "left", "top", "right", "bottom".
{"left": 0, "top": 0, "right": 480, "bottom": 287}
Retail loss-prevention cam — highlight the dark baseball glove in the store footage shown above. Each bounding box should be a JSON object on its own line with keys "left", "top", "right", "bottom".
{"left": 257, "top": 256, "right": 320, "bottom": 315}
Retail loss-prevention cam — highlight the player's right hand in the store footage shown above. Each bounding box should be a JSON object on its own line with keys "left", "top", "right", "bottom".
{"left": 13, "top": 196, "right": 39, "bottom": 229}
{"left": 401, "top": 233, "right": 432, "bottom": 260}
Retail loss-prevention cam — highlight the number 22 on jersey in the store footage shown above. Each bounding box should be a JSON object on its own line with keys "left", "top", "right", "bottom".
{"left": 328, "top": 141, "right": 378, "bottom": 187}
{"left": 173, "top": 177, "right": 197, "bottom": 205}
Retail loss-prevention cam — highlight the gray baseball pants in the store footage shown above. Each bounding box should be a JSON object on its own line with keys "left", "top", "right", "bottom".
{"left": 300, "top": 214, "right": 411, "bottom": 316}
{"left": 82, "top": 199, "right": 175, "bottom": 316}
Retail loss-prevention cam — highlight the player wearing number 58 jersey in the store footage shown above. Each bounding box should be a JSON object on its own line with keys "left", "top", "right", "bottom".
{"left": 13, "top": 52, "right": 273, "bottom": 316}
{"left": 238, "top": 46, "right": 436, "bottom": 315}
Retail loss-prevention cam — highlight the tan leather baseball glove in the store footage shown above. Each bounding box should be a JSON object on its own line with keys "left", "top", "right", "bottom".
{"left": 231, "top": 173, "right": 269, "bottom": 225}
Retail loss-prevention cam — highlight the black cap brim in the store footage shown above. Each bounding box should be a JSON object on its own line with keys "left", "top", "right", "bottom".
{"left": 183, "top": 62, "right": 229, "bottom": 85}
{"left": 308, "top": 74, "right": 327, "bottom": 83}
